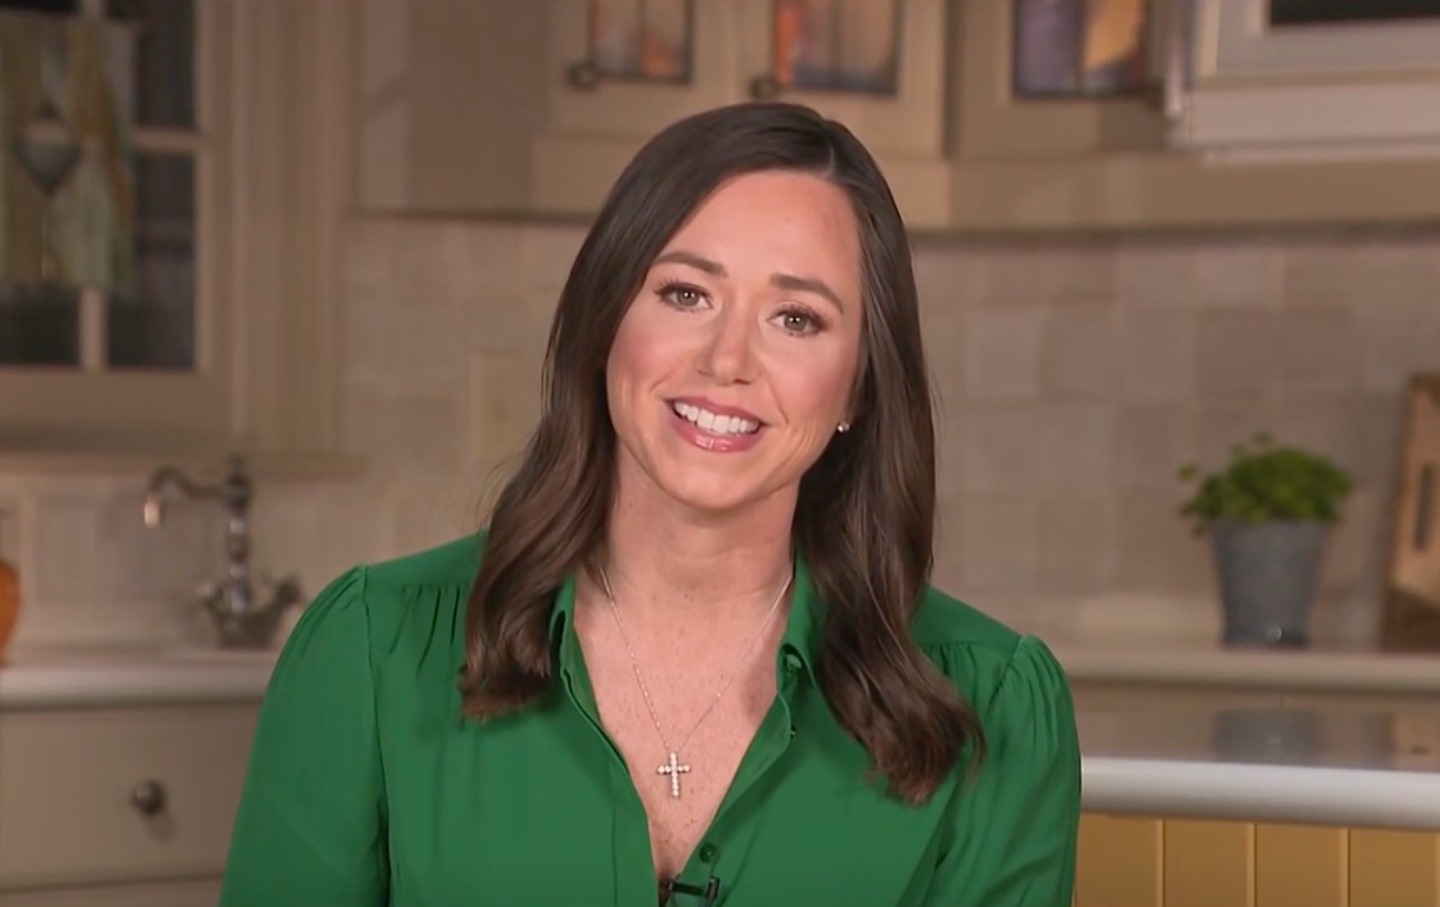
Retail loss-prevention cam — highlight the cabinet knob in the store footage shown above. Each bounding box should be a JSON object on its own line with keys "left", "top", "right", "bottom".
{"left": 749, "top": 74, "right": 782, "bottom": 100}
{"left": 130, "top": 779, "right": 167, "bottom": 816}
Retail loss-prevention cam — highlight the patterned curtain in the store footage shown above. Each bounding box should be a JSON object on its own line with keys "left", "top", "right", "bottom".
{"left": 0, "top": 10, "right": 135, "bottom": 290}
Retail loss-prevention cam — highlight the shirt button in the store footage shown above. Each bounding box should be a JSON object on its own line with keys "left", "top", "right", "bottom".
{"left": 699, "top": 843, "right": 719, "bottom": 863}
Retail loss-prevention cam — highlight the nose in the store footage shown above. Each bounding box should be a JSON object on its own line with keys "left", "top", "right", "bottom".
{"left": 695, "top": 306, "right": 758, "bottom": 385}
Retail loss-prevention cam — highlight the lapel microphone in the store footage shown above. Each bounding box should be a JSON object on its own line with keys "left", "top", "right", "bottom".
{"left": 660, "top": 874, "right": 721, "bottom": 905}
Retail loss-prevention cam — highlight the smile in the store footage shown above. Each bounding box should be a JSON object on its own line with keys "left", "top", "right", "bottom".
{"left": 670, "top": 401, "right": 761, "bottom": 436}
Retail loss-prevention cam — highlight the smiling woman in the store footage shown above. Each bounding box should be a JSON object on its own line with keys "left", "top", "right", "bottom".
{"left": 218, "top": 101, "right": 1080, "bottom": 907}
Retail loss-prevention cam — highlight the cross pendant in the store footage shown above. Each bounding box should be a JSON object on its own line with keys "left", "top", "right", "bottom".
{"left": 657, "top": 751, "right": 691, "bottom": 798}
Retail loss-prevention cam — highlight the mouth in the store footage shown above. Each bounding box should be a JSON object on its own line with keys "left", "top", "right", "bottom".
{"left": 668, "top": 399, "right": 764, "bottom": 437}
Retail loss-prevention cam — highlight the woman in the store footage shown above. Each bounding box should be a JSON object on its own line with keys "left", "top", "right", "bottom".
{"left": 220, "top": 101, "right": 1080, "bottom": 907}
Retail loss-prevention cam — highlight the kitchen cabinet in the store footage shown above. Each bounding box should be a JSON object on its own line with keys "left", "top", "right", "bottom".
{"left": 0, "top": 703, "right": 258, "bottom": 903}
{"left": 0, "top": 0, "right": 354, "bottom": 474}
{"left": 531, "top": 0, "right": 952, "bottom": 228}
{"left": 945, "top": 0, "right": 1440, "bottom": 232}
{"left": 1076, "top": 815, "right": 1440, "bottom": 907}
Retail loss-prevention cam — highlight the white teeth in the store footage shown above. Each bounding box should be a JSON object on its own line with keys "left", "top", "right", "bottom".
{"left": 672, "top": 402, "right": 759, "bottom": 436}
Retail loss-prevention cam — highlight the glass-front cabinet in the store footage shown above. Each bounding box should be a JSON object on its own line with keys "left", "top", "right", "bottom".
{"left": 535, "top": 0, "right": 950, "bottom": 228}
{"left": 0, "top": 0, "right": 351, "bottom": 466}
{"left": 0, "top": 0, "right": 228, "bottom": 452}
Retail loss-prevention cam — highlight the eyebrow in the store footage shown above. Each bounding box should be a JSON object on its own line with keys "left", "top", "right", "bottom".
{"left": 652, "top": 250, "right": 848, "bottom": 314}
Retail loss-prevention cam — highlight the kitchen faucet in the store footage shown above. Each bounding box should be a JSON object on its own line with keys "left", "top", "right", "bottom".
{"left": 142, "top": 455, "right": 302, "bottom": 648}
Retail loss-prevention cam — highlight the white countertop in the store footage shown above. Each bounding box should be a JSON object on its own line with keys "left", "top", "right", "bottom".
{"left": 1076, "top": 689, "right": 1440, "bottom": 829}
{"left": 1051, "top": 638, "right": 1440, "bottom": 693}
{"left": 4, "top": 642, "right": 1440, "bottom": 830}
{"left": 0, "top": 645, "right": 278, "bottom": 709}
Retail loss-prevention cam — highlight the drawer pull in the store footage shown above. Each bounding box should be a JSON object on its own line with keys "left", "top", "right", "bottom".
{"left": 129, "top": 779, "right": 167, "bottom": 816}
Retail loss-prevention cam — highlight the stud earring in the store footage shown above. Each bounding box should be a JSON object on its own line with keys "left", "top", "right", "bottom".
{"left": 837, "top": 421, "right": 851, "bottom": 433}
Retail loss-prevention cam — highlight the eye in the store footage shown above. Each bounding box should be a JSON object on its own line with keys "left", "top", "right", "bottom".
{"left": 775, "top": 307, "right": 825, "bottom": 336}
{"left": 658, "top": 280, "right": 708, "bottom": 310}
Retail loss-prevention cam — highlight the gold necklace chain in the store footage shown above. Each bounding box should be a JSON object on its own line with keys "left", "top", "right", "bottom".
{"left": 598, "top": 566, "right": 791, "bottom": 799}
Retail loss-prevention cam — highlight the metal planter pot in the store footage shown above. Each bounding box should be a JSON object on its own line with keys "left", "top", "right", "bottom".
{"left": 1211, "top": 519, "right": 1329, "bottom": 648}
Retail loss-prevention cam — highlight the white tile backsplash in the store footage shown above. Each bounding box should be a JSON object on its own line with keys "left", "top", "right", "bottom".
{"left": 6, "top": 220, "right": 1436, "bottom": 650}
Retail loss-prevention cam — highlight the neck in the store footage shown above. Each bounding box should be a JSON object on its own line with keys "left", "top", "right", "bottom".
{"left": 596, "top": 466, "right": 797, "bottom": 626}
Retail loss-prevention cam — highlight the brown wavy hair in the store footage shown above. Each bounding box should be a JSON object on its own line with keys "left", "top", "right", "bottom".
{"left": 458, "top": 101, "right": 983, "bottom": 804}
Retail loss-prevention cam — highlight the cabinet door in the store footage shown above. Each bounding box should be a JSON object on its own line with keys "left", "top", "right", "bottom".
{"left": 543, "top": 0, "right": 744, "bottom": 137}
{"left": 0, "top": 0, "right": 350, "bottom": 468}
{"left": 0, "top": 704, "right": 259, "bottom": 890}
{"left": 534, "top": 0, "right": 744, "bottom": 212}
{"left": 734, "top": 0, "right": 946, "bottom": 159}
{"left": 734, "top": 0, "right": 950, "bottom": 227}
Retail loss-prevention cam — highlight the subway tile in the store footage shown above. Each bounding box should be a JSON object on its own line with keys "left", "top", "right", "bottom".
{"left": 1316, "top": 488, "right": 1382, "bottom": 604}
{"left": 1039, "top": 497, "right": 1117, "bottom": 592}
{"left": 958, "top": 497, "right": 1041, "bottom": 592}
{"left": 1275, "top": 394, "right": 1364, "bottom": 481}
{"left": 1350, "top": 391, "right": 1406, "bottom": 488}
{"left": 522, "top": 224, "right": 588, "bottom": 296}
{"left": 957, "top": 407, "right": 1045, "bottom": 495}
{"left": 1194, "top": 403, "right": 1279, "bottom": 473}
{"left": 1357, "top": 300, "right": 1440, "bottom": 393}
{"left": 1280, "top": 305, "right": 1361, "bottom": 393}
{"left": 342, "top": 387, "right": 464, "bottom": 475}
{"left": 1196, "top": 309, "right": 1280, "bottom": 400}
{"left": 1120, "top": 309, "right": 1195, "bottom": 403}
{"left": 912, "top": 243, "right": 989, "bottom": 310}
{"left": 963, "top": 306, "right": 1045, "bottom": 401}
{"left": 983, "top": 244, "right": 1116, "bottom": 307}
{"left": 1282, "top": 239, "right": 1368, "bottom": 308}
{"left": 1115, "top": 489, "right": 1216, "bottom": 595}
{"left": 1120, "top": 240, "right": 1281, "bottom": 309}
{"left": 1040, "top": 403, "right": 1115, "bottom": 496}
{"left": 1042, "top": 306, "right": 1120, "bottom": 398}
{"left": 467, "top": 352, "right": 541, "bottom": 466}
{"left": 1115, "top": 405, "right": 1198, "bottom": 490}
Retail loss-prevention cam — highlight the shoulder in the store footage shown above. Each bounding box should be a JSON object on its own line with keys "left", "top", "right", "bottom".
{"left": 363, "top": 531, "right": 486, "bottom": 594}
{"left": 910, "top": 585, "right": 1024, "bottom": 657}
{"left": 910, "top": 585, "right": 1073, "bottom": 718}
{"left": 289, "top": 531, "right": 486, "bottom": 655}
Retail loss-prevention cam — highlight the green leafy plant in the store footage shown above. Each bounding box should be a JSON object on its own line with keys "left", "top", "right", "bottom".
{"left": 1177, "top": 432, "right": 1353, "bottom": 535}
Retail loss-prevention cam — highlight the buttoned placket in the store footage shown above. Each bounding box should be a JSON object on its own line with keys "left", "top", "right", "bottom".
{"left": 559, "top": 633, "right": 810, "bottom": 906}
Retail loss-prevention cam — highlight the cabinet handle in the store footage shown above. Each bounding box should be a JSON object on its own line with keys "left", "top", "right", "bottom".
{"left": 748, "top": 74, "right": 782, "bottom": 100}
{"left": 130, "top": 779, "right": 167, "bottom": 816}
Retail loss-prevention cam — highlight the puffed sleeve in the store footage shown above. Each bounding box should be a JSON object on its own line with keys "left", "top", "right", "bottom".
{"left": 218, "top": 566, "right": 389, "bottom": 906}
{"left": 928, "top": 635, "right": 1081, "bottom": 906}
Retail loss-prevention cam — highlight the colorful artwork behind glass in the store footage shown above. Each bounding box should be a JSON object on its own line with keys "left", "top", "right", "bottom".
{"left": 588, "top": 0, "right": 692, "bottom": 81}
{"left": 770, "top": 0, "right": 899, "bottom": 94}
{"left": 1013, "top": 0, "right": 1151, "bottom": 98}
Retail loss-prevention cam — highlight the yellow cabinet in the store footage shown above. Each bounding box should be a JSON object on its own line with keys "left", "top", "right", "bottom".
{"left": 1076, "top": 814, "right": 1440, "bottom": 907}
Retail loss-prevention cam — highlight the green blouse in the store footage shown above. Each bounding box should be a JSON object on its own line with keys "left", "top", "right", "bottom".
{"left": 219, "top": 533, "right": 1079, "bottom": 906}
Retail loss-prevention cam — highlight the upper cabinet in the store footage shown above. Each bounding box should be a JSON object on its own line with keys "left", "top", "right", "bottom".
{"left": 356, "top": 0, "right": 1440, "bottom": 233}
{"left": 947, "top": 0, "right": 1440, "bottom": 232}
{"left": 1167, "top": 0, "right": 1440, "bottom": 162}
{"left": 532, "top": 0, "right": 952, "bottom": 228}
{"left": 0, "top": 0, "right": 353, "bottom": 469}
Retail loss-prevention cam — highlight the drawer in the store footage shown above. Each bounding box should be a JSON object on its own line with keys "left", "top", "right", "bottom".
{"left": 0, "top": 704, "right": 259, "bottom": 890}
{"left": 0, "top": 878, "right": 222, "bottom": 906}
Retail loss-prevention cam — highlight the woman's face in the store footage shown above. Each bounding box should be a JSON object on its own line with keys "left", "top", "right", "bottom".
{"left": 606, "top": 169, "right": 865, "bottom": 519}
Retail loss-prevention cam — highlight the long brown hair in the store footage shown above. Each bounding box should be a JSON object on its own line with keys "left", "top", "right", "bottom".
{"left": 459, "top": 101, "right": 983, "bottom": 804}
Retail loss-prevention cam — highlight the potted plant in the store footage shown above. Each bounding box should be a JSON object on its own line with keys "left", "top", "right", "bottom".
{"left": 1178, "top": 433, "right": 1353, "bottom": 649}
